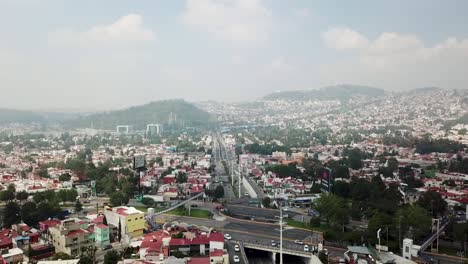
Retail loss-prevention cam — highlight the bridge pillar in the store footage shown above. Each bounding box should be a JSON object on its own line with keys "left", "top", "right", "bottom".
{"left": 271, "top": 252, "right": 276, "bottom": 264}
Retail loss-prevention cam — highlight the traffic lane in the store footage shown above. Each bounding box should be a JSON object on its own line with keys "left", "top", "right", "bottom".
{"left": 223, "top": 222, "right": 310, "bottom": 241}
{"left": 226, "top": 205, "right": 300, "bottom": 220}
{"left": 222, "top": 226, "right": 345, "bottom": 259}
{"left": 426, "top": 252, "right": 468, "bottom": 264}
{"left": 225, "top": 240, "right": 246, "bottom": 264}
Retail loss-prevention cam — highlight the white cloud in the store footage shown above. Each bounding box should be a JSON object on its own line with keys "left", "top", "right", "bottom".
{"left": 367, "top": 32, "right": 423, "bottom": 55}
{"left": 322, "top": 27, "right": 369, "bottom": 51}
{"left": 50, "top": 14, "right": 155, "bottom": 47}
{"left": 320, "top": 28, "right": 468, "bottom": 90}
{"left": 181, "top": 0, "right": 272, "bottom": 46}
{"left": 293, "top": 7, "right": 311, "bottom": 18}
{"left": 265, "top": 57, "right": 294, "bottom": 72}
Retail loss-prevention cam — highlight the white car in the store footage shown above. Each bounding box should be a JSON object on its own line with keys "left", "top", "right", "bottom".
{"left": 304, "top": 245, "right": 309, "bottom": 252}
{"left": 224, "top": 234, "right": 232, "bottom": 240}
{"left": 233, "top": 255, "right": 240, "bottom": 263}
{"left": 271, "top": 240, "right": 276, "bottom": 247}
{"left": 282, "top": 207, "right": 289, "bottom": 211}
{"left": 294, "top": 240, "right": 304, "bottom": 245}
{"left": 234, "top": 245, "right": 240, "bottom": 252}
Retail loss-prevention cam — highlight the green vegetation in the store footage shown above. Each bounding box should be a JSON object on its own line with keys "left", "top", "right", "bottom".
{"left": 64, "top": 99, "right": 215, "bottom": 130}
{"left": 263, "top": 84, "right": 385, "bottom": 101}
{"left": 310, "top": 174, "right": 441, "bottom": 250}
{"left": 168, "top": 208, "right": 210, "bottom": 218}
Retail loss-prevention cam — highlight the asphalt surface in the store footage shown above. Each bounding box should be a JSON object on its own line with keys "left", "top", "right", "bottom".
{"left": 225, "top": 240, "right": 247, "bottom": 264}
{"left": 226, "top": 204, "right": 300, "bottom": 221}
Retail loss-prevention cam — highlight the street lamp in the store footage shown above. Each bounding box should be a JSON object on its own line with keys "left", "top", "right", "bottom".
{"left": 276, "top": 207, "right": 284, "bottom": 264}
{"left": 377, "top": 229, "right": 382, "bottom": 252}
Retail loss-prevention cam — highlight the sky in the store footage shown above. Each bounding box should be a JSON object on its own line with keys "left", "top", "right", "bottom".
{"left": 1, "top": 0, "right": 468, "bottom": 111}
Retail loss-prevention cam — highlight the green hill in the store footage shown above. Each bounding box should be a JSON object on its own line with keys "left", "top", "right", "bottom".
{"left": 64, "top": 99, "right": 215, "bottom": 130}
{"left": 263, "top": 84, "right": 386, "bottom": 101}
{"left": 0, "top": 108, "right": 45, "bottom": 124}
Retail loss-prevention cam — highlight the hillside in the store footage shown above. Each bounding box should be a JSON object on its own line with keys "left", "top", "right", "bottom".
{"left": 407, "top": 87, "right": 443, "bottom": 94}
{"left": 262, "top": 84, "right": 386, "bottom": 101}
{"left": 64, "top": 99, "right": 215, "bottom": 130}
{"left": 0, "top": 108, "right": 45, "bottom": 124}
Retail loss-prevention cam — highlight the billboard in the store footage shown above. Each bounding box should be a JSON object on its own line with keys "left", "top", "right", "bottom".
{"left": 320, "top": 167, "right": 333, "bottom": 193}
{"left": 133, "top": 155, "right": 146, "bottom": 170}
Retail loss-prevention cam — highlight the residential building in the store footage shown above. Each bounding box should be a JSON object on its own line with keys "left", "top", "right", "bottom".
{"left": 94, "top": 224, "right": 110, "bottom": 247}
{"left": 48, "top": 219, "right": 92, "bottom": 256}
{"left": 104, "top": 206, "right": 145, "bottom": 243}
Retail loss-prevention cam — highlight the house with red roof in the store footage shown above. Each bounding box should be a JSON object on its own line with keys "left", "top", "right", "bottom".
{"left": 138, "top": 223, "right": 226, "bottom": 262}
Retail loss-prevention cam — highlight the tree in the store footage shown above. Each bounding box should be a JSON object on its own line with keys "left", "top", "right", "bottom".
{"left": 176, "top": 172, "right": 188, "bottom": 183}
{"left": 59, "top": 173, "right": 71, "bottom": 182}
{"left": 368, "top": 212, "right": 393, "bottom": 244}
{"left": 315, "top": 194, "right": 349, "bottom": 230}
{"left": 7, "top": 184, "right": 15, "bottom": 193}
{"left": 310, "top": 182, "right": 322, "bottom": 193}
{"left": 387, "top": 157, "right": 399, "bottom": 172}
{"left": 396, "top": 205, "right": 431, "bottom": 239}
{"left": 37, "top": 201, "right": 61, "bottom": 221}
{"left": 75, "top": 199, "right": 83, "bottom": 214}
{"left": 417, "top": 190, "right": 447, "bottom": 217}
{"left": 318, "top": 251, "right": 328, "bottom": 264}
{"left": 262, "top": 197, "right": 271, "bottom": 208}
{"left": 21, "top": 201, "right": 39, "bottom": 226}
{"left": 213, "top": 185, "right": 224, "bottom": 199}
{"left": 333, "top": 181, "right": 350, "bottom": 198}
{"left": 346, "top": 148, "right": 364, "bottom": 170}
{"left": 350, "top": 178, "right": 370, "bottom": 201}
{"left": 104, "top": 250, "right": 120, "bottom": 264}
{"left": 16, "top": 191, "right": 29, "bottom": 203}
{"left": 110, "top": 192, "right": 129, "bottom": 207}
{"left": 79, "top": 246, "right": 97, "bottom": 264}
{"left": 141, "top": 197, "right": 155, "bottom": 207}
{"left": 37, "top": 165, "right": 49, "bottom": 178}
{"left": 52, "top": 252, "right": 72, "bottom": 260}
{"left": 335, "top": 166, "right": 350, "bottom": 179}
{"left": 3, "top": 202, "right": 21, "bottom": 227}
{"left": 0, "top": 190, "right": 15, "bottom": 203}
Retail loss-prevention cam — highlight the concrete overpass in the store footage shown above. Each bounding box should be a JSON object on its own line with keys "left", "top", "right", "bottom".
{"left": 243, "top": 242, "right": 323, "bottom": 264}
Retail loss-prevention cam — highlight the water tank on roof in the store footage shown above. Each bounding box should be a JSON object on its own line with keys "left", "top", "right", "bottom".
{"left": 148, "top": 208, "right": 154, "bottom": 218}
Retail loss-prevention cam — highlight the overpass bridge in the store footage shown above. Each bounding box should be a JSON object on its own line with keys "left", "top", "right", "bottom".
{"left": 145, "top": 192, "right": 205, "bottom": 229}
{"left": 243, "top": 242, "right": 323, "bottom": 264}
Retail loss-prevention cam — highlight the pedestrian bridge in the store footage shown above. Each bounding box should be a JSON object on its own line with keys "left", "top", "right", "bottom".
{"left": 243, "top": 242, "right": 323, "bottom": 264}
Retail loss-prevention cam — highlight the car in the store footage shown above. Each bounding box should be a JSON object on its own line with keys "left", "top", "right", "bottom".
{"left": 102, "top": 244, "right": 113, "bottom": 251}
{"left": 282, "top": 207, "right": 289, "bottom": 211}
{"left": 271, "top": 240, "right": 276, "bottom": 247}
{"left": 224, "top": 234, "right": 232, "bottom": 240}
{"left": 244, "top": 192, "right": 249, "bottom": 196}
{"left": 234, "top": 245, "right": 240, "bottom": 252}
{"left": 294, "top": 240, "right": 304, "bottom": 245}
{"left": 304, "top": 245, "right": 309, "bottom": 252}
{"left": 233, "top": 255, "right": 240, "bottom": 263}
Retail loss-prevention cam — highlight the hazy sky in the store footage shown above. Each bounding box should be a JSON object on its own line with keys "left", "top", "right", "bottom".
{"left": 1, "top": 0, "right": 467, "bottom": 110}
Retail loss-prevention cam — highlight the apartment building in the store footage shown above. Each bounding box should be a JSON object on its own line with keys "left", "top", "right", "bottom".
{"left": 48, "top": 219, "right": 92, "bottom": 256}
{"left": 103, "top": 206, "right": 145, "bottom": 243}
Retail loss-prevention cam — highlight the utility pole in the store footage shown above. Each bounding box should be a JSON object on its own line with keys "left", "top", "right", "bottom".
{"left": 275, "top": 208, "right": 284, "bottom": 264}
{"left": 377, "top": 229, "right": 382, "bottom": 252}
{"left": 399, "top": 216, "right": 402, "bottom": 251}
{"left": 231, "top": 159, "right": 234, "bottom": 186}
{"left": 238, "top": 164, "right": 241, "bottom": 198}
{"left": 280, "top": 207, "right": 283, "bottom": 264}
